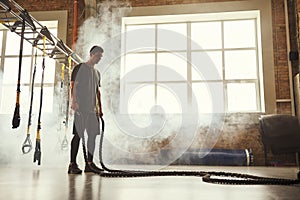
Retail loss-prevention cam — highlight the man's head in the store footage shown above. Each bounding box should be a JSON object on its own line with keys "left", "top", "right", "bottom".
{"left": 89, "top": 45, "right": 104, "bottom": 65}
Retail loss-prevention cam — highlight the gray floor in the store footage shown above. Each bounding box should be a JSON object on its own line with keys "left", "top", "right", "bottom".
{"left": 0, "top": 165, "right": 300, "bottom": 200}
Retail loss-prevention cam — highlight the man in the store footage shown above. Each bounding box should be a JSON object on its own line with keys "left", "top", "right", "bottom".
{"left": 68, "top": 45, "right": 104, "bottom": 174}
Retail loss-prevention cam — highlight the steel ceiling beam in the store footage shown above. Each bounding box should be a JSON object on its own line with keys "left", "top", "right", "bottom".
{"left": 0, "top": 0, "right": 82, "bottom": 64}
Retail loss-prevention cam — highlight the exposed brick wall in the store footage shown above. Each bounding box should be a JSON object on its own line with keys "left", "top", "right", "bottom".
{"left": 272, "top": 0, "right": 293, "bottom": 114}
{"left": 14, "top": 0, "right": 85, "bottom": 47}
{"left": 127, "top": 0, "right": 243, "bottom": 7}
{"left": 276, "top": 101, "right": 293, "bottom": 114}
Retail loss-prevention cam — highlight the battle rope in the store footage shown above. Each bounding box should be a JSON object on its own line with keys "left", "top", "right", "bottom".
{"left": 12, "top": 19, "right": 25, "bottom": 129}
{"left": 21, "top": 49, "right": 38, "bottom": 154}
{"left": 33, "top": 36, "right": 46, "bottom": 165}
{"left": 85, "top": 116, "right": 300, "bottom": 185}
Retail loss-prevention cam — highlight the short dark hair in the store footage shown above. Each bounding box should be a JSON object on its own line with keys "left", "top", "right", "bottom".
{"left": 90, "top": 45, "right": 104, "bottom": 54}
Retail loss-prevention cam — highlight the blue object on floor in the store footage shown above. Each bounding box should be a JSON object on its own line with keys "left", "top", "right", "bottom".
{"left": 168, "top": 148, "right": 253, "bottom": 166}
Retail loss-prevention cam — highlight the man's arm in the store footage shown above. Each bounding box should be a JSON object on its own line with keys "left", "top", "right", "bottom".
{"left": 70, "top": 81, "right": 79, "bottom": 111}
{"left": 70, "top": 64, "right": 80, "bottom": 111}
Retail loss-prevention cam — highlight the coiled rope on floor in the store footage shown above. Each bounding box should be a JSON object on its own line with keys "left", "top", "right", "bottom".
{"left": 81, "top": 116, "right": 300, "bottom": 185}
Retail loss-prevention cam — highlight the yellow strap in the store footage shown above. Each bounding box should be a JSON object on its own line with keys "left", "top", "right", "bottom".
{"left": 36, "top": 127, "right": 41, "bottom": 140}
{"left": 42, "top": 36, "right": 46, "bottom": 57}
{"left": 16, "top": 92, "right": 20, "bottom": 104}
{"left": 61, "top": 64, "right": 65, "bottom": 81}
{"left": 68, "top": 56, "right": 72, "bottom": 72}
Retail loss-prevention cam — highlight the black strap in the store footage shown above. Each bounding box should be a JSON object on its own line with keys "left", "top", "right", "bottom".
{"left": 33, "top": 36, "right": 46, "bottom": 165}
{"left": 12, "top": 19, "right": 25, "bottom": 129}
{"left": 22, "top": 50, "right": 37, "bottom": 154}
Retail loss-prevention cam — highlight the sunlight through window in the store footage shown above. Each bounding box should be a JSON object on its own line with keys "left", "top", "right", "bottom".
{"left": 121, "top": 10, "right": 263, "bottom": 114}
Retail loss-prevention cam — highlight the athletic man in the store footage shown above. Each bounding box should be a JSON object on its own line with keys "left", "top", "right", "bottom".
{"left": 68, "top": 45, "right": 104, "bottom": 174}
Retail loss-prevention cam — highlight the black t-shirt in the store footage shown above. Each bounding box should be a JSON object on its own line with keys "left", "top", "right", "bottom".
{"left": 71, "top": 63, "right": 101, "bottom": 112}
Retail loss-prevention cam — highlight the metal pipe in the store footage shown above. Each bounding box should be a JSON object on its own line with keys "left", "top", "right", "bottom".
{"left": 72, "top": 0, "right": 78, "bottom": 50}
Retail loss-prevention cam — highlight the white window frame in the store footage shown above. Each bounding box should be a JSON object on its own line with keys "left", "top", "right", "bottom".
{"left": 0, "top": 11, "right": 68, "bottom": 115}
{"left": 120, "top": 0, "right": 275, "bottom": 114}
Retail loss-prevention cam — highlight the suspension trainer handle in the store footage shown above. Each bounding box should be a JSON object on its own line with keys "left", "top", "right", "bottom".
{"left": 33, "top": 123, "right": 41, "bottom": 165}
{"left": 61, "top": 135, "right": 68, "bottom": 151}
{"left": 33, "top": 137, "right": 41, "bottom": 165}
{"left": 22, "top": 134, "right": 32, "bottom": 154}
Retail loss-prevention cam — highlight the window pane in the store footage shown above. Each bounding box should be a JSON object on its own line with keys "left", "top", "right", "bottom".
{"left": 0, "top": 86, "right": 29, "bottom": 114}
{"left": 6, "top": 31, "right": 32, "bottom": 55}
{"left": 33, "top": 86, "right": 54, "bottom": 113}
{"left": 0, "top": 20, "right": 58, "bottom": 115}
{"left": 225, "top": 50, "right": 257, "bottom": 80}
{"left": 224, "top": 19, "right": 256, "bottom": 48}
{"left": 192, "top": 51, "right": 222, "bottom": 80}
{"left": 157, "top": 52, "right": 187, "bottom": 81}
{"left": 0, "top": 31, "right": 3, "bottom": 53}
{"left": 0, "top": 86, "right": 54, "bottom": 114}
{"left": 191, "top": 21, "right": 222, "bottom": 50}
{"left": 123, "top": 53, "right": 155, "bottom": 82}
{"left": 192, "top": 82, "right": 224, "bottom": 113}
{"left": 39, "top": 20, "right": 58, "bottom": 28}
{"left": 3, "top": 57, "right": 32, "bottom": 84}
{"left": 122, "top": 11, "right": 263, "bottom": 113}
{"left": 48, "top": 28, "right": 58, "bottom": 37}
{"left": 157, "top": 23, "right": 187, "bottom": 51}
{"left": 227, "top": 83, "right": 257, "bottom": 111}
{"left": 126, "top": 25, "right": 155, "bottom": 52}
{"left": 157, "top": 83, "right": 187, "bottom": 114}
{"left": 126, "top": 84, "right": 155, "bottom": 114}
{"left": 35, "top": 57, "right": 56, "bottom": 83}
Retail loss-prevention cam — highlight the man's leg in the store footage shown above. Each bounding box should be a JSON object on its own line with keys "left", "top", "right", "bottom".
{"left": 87, "top": 133, "right": 96, "bottom": 163}
{"left": 68, "top": 122, "right": 82, "bottom": 174}
{"left": 70, "top": 132, "right": 80, "bottom": 163}
{"left": 84, "top": 113, "right": 102, "bottom": 173}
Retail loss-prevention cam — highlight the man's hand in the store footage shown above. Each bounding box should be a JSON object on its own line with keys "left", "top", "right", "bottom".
{"left": 71, "top": 101, "right": 79, "bottom": 111}
{"left": 97, "top": 110, "right": 103, "bottom": 117}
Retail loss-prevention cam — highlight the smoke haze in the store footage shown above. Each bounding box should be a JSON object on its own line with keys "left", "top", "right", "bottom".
{"left": 74, "top": 0, "right": 225, "bottom": 170}
{"left": 0, "top": 0, "right": 227, "bottom": 170}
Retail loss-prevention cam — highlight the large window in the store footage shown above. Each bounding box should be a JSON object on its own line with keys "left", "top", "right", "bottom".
{"left": 120, "top": 10, "right": 264, "bottom": 114}
{"left": 0, "top": 21, "right": 57, "bottom": 114}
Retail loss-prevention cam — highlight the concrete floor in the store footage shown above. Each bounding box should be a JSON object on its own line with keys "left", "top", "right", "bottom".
{"left": 0, "top": 165, "right": 300, "bottom": 200}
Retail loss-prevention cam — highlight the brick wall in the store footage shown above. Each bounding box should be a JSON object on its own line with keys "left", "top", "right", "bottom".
{"left": 272, "top": 0, "right": 293, "bottom": 114}
{"left": 15, "top": 0, "right": 85, "bottom": 47}
{"left": 129, "top": 0, "right": 243, "bottom": 6}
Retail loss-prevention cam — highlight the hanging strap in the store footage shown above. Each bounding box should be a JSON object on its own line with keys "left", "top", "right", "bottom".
{"left": 12, "top": 19, "right": 25, "bottom": 129}
{"left": 61, "top": 56, "right": 72, "bottom": 151}
{"left": 33, "top": 36, "right": 46, "bottom": 165}
{"left": 22, "top": 48, "right": 38, "bottom": 154}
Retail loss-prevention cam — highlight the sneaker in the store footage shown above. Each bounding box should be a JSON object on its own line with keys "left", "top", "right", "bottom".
{"left": 84, "top": 162, "right": 103, "bottom": 174}
{"left": 68, "top": 163, "right": 82, "bottom": 174}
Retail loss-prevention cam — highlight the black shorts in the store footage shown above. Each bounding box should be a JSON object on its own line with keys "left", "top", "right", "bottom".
{"left": 72, "top": 111, "right": 100, "bottom": 137}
